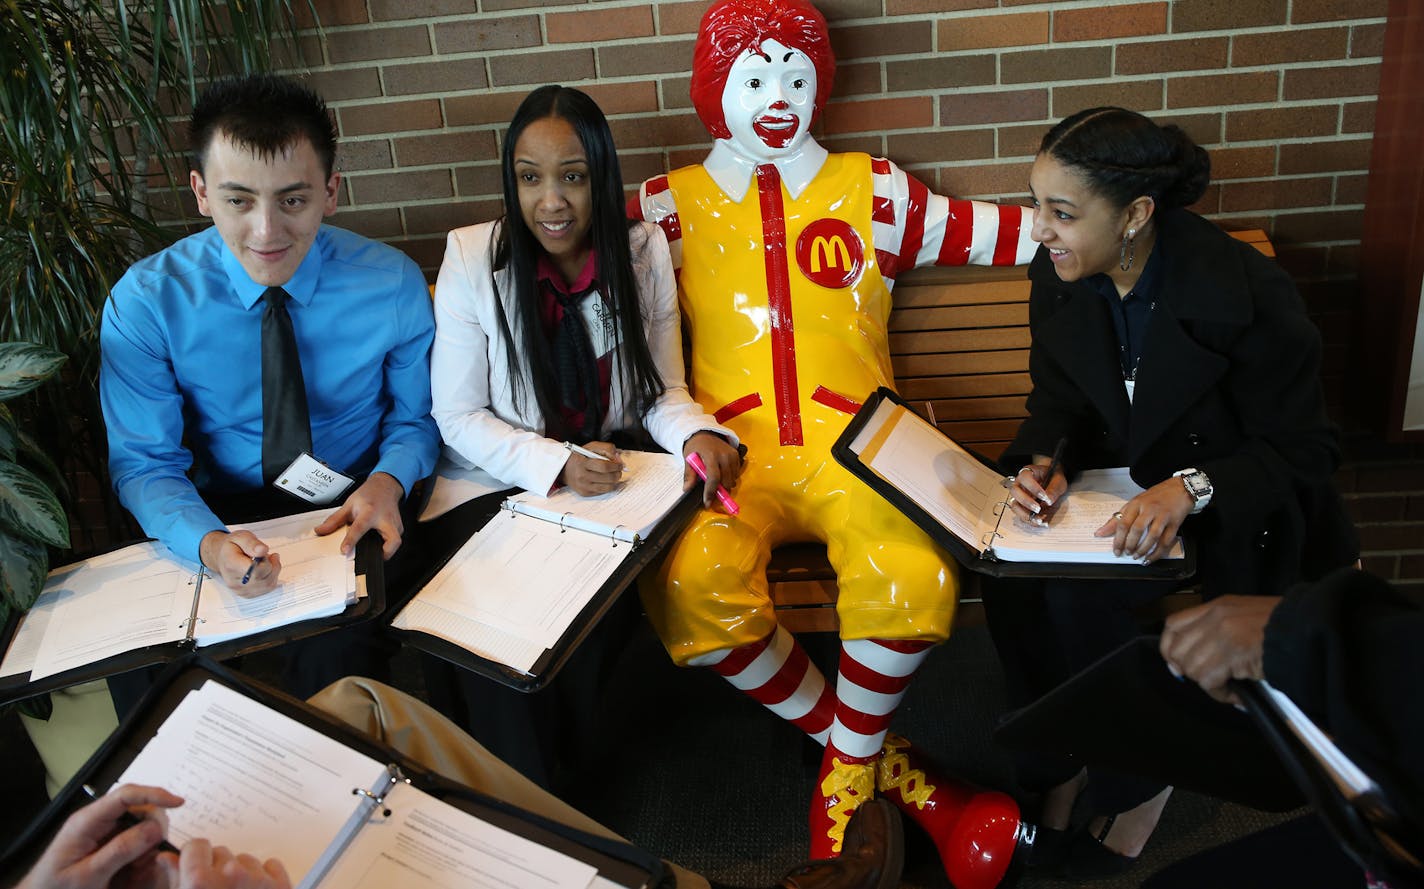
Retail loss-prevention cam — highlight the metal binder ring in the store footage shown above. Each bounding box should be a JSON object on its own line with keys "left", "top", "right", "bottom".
{"left": 352, "top": 786, "right": 392, "bottom": 818}
{"left": 559, "top": 512, "right": 571, "bottom": 533}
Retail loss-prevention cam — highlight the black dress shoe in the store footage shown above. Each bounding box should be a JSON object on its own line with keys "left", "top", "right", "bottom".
{"left": 1058, "top": 815, "right": 1137, "bottom": 880}
{"left": 779, "top": 798, "right": 904, "bottom": 889}
{"left": 1028, "top": 825, "right": 1071, "bottom": 871}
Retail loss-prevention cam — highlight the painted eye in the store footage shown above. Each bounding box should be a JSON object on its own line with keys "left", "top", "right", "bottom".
{"left": 745, "top": 78, "right": 762, "bottom": 89}
{"left": 792, "top": 78, "right": 808, "bottom": 90}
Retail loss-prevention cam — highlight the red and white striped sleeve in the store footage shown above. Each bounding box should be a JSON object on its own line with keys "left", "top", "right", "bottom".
{"left": 632, "top": 176, "right": 685, "bottom": 272}
{"left": 869, "top": 157, "right": 1036, "bottom": 285}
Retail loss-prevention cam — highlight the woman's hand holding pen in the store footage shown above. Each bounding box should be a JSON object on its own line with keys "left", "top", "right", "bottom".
{"left": 1008, "top": 440, "right": 1068, "bottom": 526}
{"left": 559, "top": 441, "right": 625, "bottom": 496}
{"left": 1096, "top": 478, "right": 1194, "bottom": 562}
{"left": 682, "top": 432, "right": 742, "bottom": 509}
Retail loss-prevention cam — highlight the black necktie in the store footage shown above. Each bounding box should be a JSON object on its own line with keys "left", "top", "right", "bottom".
{"left": 261, "top": 286, "right": 312, "bottom": 485}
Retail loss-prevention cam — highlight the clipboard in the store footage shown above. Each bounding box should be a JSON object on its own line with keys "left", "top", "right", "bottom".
{"left": 0, "top": 654, "right": 664, "bottom": 888}
{"left": 832, "top": 387, "right": 1195, "bottom": 580}
{"left": 0, "top": 533, "right": 384, "bottom": 707}
{"left": 388, "top": 480, "right": 702, "bottom": 693}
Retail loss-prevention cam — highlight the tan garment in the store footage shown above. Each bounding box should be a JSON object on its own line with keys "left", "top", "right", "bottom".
{"left": 307, "top": 676, "right": 706, "bottom": 889}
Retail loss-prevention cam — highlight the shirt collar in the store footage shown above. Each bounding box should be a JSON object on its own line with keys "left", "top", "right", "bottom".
{"left": 702, "top": 137, "right": 830, "bottom": 203}
{"left": 536, "top": 249, "right": 599, "bottom": 296}
{"left": 223, "top": 227, "right": 326, "bottom": 310}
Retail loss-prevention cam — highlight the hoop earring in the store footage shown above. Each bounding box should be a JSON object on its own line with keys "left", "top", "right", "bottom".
{"left": 1119, "top": 228, "right": 1137, "bottom": 272}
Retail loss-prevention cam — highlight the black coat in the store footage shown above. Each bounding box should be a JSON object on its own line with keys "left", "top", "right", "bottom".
{"left": 1003, "top": 209, "right": 1358, "bottom": 597}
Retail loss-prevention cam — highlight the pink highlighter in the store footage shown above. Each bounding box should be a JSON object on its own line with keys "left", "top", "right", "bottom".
{"left": 685, "top": 452, "right": 740, "bottom": 516}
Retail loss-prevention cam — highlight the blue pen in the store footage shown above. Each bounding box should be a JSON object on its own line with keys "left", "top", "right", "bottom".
{"left": 240, "top": 555, "right": 263, "bottom": 585}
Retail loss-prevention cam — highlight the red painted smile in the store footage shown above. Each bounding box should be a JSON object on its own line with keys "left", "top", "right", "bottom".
{"left": 753, "top": 114, "right": 799, "bottom": 149}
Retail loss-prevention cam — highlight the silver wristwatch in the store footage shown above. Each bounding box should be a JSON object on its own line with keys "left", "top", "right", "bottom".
{"left": 1173, "top": 468, "right": 1213, "bottom": 514}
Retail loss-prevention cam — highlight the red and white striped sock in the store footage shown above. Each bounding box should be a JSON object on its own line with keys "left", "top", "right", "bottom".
{"left": 827, "top": 638, "right": 933, "bottom": 763}
{"left": 691, "top": 625, "right": 836, "bottom": 743}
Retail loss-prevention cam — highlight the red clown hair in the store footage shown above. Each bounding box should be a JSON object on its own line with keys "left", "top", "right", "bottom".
{"left": 689, "top": 0, "right": 837, "bottom": 140}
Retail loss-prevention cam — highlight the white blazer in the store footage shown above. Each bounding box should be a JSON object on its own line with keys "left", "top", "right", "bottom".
{"left": 430, "top": 219, "right": 735, "bottom": 494}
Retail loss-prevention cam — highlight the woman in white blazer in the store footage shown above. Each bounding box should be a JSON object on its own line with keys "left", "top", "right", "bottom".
{"left": 431, "top": 85, "right": 739, "bottom": 501}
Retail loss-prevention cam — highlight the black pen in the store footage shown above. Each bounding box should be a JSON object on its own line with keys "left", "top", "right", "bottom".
{"left": 1041, "top": 437, "right": 1067, "bottom": 500}
{"left": 82, "top": 784, "right": 181, "bottom": 854}
{"left": 240, "top": 555, "right": 263, "bottom": 585}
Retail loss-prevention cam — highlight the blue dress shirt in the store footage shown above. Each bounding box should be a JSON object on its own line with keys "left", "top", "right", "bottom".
{"left": 101, "top": 225, "right": 439, "bottom": 563}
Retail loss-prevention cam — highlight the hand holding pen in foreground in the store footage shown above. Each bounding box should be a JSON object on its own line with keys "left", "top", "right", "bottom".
{"left": 1007, "top": 438, "right": 1068, "bottom": 526}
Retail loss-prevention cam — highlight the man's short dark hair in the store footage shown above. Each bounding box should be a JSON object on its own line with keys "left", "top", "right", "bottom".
{"left": 189, "top": 74, "right": 338, "bottom": 177}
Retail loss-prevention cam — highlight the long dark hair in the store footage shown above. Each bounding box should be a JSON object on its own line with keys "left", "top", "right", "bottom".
{"left": 1039, "top": 107, "right": 1210, "bottom": 212}
{"left": 488, "top": 85, "right": 665, "bottom": 432}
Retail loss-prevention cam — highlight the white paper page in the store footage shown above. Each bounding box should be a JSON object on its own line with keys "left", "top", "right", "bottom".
{"left": 113, "top": 680, "right": 384, "bottom": 885}
{"left": 419, "top": 456, "right": 511, "bottom": 523}
{"left": 29, "top": 543, "right": 194, "bottom": 681}
{"left": 853, "top": 401, "right": 1005, "bottom": 551}
{"left": 508, "top": 450, "right": 686, "bottom": 540}
{"left": 320, "top": 781, "right": 596, "bottom": 889}
{"left": 992, "top": 467, "right": 1185, "bottom": 563}
{"left": 230, "top": 508, "right": 340, "bottom": 547}
{"left": 392, "top": 598, "right": 545, "bottom": 675}
{"left": 194, "top": 535, "right": 355, "bottom": 646}
{"left": 415, "top": 512, "right": 625, "bottom": 650}
{"left": 0, "top": 593, "right": 54, "bottom": 677}
{"left": 1261, "top": 680, "right": 1380, "bottom": 799}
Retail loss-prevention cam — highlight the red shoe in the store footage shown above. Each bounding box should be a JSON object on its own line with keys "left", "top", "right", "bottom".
{"left": 875, "top": 734, "right": 1032, "bottom": 889}
{"left": 808, "top": 744, "right": 878, "bottom": 859}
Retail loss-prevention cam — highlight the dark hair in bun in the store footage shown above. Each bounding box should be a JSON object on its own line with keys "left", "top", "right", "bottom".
{"left": 1039, "top": 107, "right": 1210, "bottom": 211}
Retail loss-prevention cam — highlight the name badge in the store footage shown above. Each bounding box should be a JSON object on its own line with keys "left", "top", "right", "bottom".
{"left": 274, "top": 452, "right": 355, "bottom": 505}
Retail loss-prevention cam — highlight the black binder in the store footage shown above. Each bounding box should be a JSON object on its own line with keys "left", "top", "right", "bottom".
{"left": 388, "top": 484, "right": 702, "bottom": 693}
{"left": 832, "top": 387, "right": 1195, "bottom": 580}
{"left": 0, "top": 532, "right": 384, "bottom": 707}
{"left": 0, "top": 655, "right": 665, "bottom": 888}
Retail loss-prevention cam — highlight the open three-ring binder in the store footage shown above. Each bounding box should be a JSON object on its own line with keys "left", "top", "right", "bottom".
{"left": 390, "top": 450, "right": 702, "bottom": 691}
{"left": 0, "top": 656, "right": 664, "bottom": 889}
{"left": 832, "top": 387, "right": 1195, "bottom": 579}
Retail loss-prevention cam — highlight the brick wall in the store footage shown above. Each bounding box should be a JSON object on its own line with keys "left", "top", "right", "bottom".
{"left": 226, "top": 0, "right": 1417, "bottom": 591}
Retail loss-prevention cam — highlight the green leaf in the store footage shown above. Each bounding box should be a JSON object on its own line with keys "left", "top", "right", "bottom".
{"left": 16, "top": 428, "right": 69, "bottom": 502}
{"left": 0, "top": 529, "right": 49, "bottom": 612}
{"left": 0, "top": 405, "right": 15, "bottom": 462}
{"left": 0, "top": 343, "right": 66, "bottom": 401}
{"left": 0, "top": 461, "right": 70, "bottom": 547}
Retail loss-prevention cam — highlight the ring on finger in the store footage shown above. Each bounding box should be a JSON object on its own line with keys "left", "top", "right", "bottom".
{"left": 1112, "top": 511, "right": 1126, "bottom": 521}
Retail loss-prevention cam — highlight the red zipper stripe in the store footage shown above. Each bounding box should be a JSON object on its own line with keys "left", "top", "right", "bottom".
{"left": 811, "top": 386, "right": 862, "bottom": 416}
{"left": 756, "top": 164, "right": 803, "bottom": 446}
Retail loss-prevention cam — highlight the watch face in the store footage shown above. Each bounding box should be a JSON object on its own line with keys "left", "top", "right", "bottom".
{"left": 1184, "top": 472, "right": 1212, "bottom": 498}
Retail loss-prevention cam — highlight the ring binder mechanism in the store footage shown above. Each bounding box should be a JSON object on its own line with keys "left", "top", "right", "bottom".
{"left": 351, "top": 765, "right": 408, "bottom": 819}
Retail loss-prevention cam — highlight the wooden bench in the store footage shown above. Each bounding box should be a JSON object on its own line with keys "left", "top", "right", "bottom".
{"left": 768, "top": 229, "right": 1276, "bottom": 633}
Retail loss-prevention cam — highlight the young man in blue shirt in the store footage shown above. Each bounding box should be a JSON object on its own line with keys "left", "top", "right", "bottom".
{"left": 100, "top": 74, "right": 438, "bottom": 697}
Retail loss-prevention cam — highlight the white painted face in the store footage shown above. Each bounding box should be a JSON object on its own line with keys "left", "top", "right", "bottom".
{"left": 719, "top": 38, "right": 817, "bottom": 163}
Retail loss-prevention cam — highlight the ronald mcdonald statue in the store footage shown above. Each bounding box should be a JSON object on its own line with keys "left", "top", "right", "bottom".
{"left": 632, "top": 1, "right": 1036, "bottom": 883}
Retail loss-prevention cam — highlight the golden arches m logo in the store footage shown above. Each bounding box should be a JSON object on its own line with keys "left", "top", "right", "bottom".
{"left": 795, "top": 218, "right": 864, "bottom": 289}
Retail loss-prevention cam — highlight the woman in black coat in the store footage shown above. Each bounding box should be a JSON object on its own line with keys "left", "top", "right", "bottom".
{"left": 986, "top": 107, "right": 1358, "bottom": 878}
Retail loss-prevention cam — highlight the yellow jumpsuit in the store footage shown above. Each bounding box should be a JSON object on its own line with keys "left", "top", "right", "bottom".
{"left": 643, "top": 154, "right": 957, "bottom": 664}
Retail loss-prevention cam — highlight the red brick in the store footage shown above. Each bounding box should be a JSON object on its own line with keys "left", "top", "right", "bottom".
{"left": 1342, "top": 100, "right": 1376, "bottom": 133}
{"left": 1292, "top": 0, "right": 1388, "bottom": 23}
{"left": 835, "top": 62, "right": 885, "bottom": 97}
{"left": 1335, "top": 173, "right": 1368, "bottom": 205}
{"left": 1052, "top": 80, "right": 1163, "bottom": 119}
{"left": 1358, "top": 522, "right": 1424, "bottom": 552}
{"left": 1272, "top": 208, "right": 1363, "bottom": 243}
{"left": 368, "top": 0, "right": 467, "bottom": 20}
{"left": 886, "top": 130, "right": 996, "bottom": 166}
{"left": 1168, "top": 72, "right": 1279, "bottom": 110}
{"left": 1220, "top": 177, "right": 1334, "bottom": 213}
{"left": 661, "top": 75, "right": 693, "bottom": 110}
{"left": 1053, "top": 3, "right": 1167, "bottom": 43}
{"left": 444, "top": 91, "right": 528, "bottom": 128}
{"left": 939, "top": 162, "right": 1033, "bottom": 199}
{"left": 404, "top": 201, "right": 489, "bottom": 236}
{"left": 1116, "top": 37, "right": 1229, "bottom": 75}
{"left": 347, "top": 169, "right": 454, "bottom": 204}
{"left": 384, "top": 59, "right": 489, "bottom": 97}
{"left": 1225, "top": 105, "right": 1338, "bottom": 142}
{"left": 304, "top": 68, "right": 383, "bottom": 103}
{"left": 1174, "top": 0, "right": 1287, "bottom": 32}
{"left": 1232, "top": 27, "right": 1350, "bottom": 67}
{"left": 579, "top": 81, "right": 661, "bottom": 116}
{"left": 822, "top": 96, "right": 934, "bottom": 135}
{"left": 1279, "top": 138, "right": 1372, "bottom": 174}
{"left": 453, "top": 163, "right": 504, "bottom": 199}
{"left": 390, "top": 236, "right": 447, "bottom": 272}
{"left": 998, "top": 123, "right": 1046, "bottom": 159}
{"left": 667, "top": 148, "right": 706, "bottom": 169}
{"left": 1003, "top": 46, "right": 1112, "bottom": 84}
{"left": 937, "top": 12, "right": 1049, "bottom": 51}
{"left": 1209, "top": 146, "right": 1277, "bottom": 180}
{"left": 888, "top": 0, "right": 994, "bottom": 11}
{"left": 657, "top": 1, "right": 706, "bottom": 35}
{"left": 302, "top": 0, "right": 367, "bottom": 27}
{"left": 609, "top": 112, "right": 707, "bottom": 150}
{"left": 549, "top": 5, "right": 654, "bottom": 43}
{"left": 326, "top": 26, "right": 430, "bottom": 63}
{"left": 1325, "top": 243, "right": 1358, "bottom": 275}
{"left": 820, "top": 134, "right": 886, "bottom": 157}
{"left": 1351, "top": 23, "right": 1387, "bottom": 59}
{"left": 886, "top": 55, "right": 995, "bottom": 93}
{"left": 490, "top": 49, "right": 597, "bottom": 87}
{"left": 619, "top": 152, "right": 673, "bottom": 188}
{"left": 1283, "top": 63, "right": 1381, "bottom": 101}
{"left": 337, "top": 138, "right": 394, "bottom": 173}
{"left": 1408, "top": 496, "right": 1424, "bottom": 522}
{"left": 834, "top": 21, "right": 933, "bottom": 59}
{"left": 1156, "top": 112, "right": 1223, "bottom": 147}
{"left": 940, "top": 89, "right": 1048, "bottom": 127}
{"left": 337, "top": 207, "right": 404, "bottom": 240}
{"left": 435, "top": 16, "right": 541, "bottom": 54}
{"left": 1275, "top": 244, "right": 1330, "bottom": 278}
{"left": 339, "top": 100, "right": 443, "bottom": 137}
{"left": 395, "top": 131, "right": 497, "bottom": 168}
{"left": 1188, "top": 184, "right": 1220, "bottom": 215}
{"left": 600, "top": 38, "right": 695, "bottom": 77}
{"left": 817, "top": 0, "right": 883, "bottom": 19}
